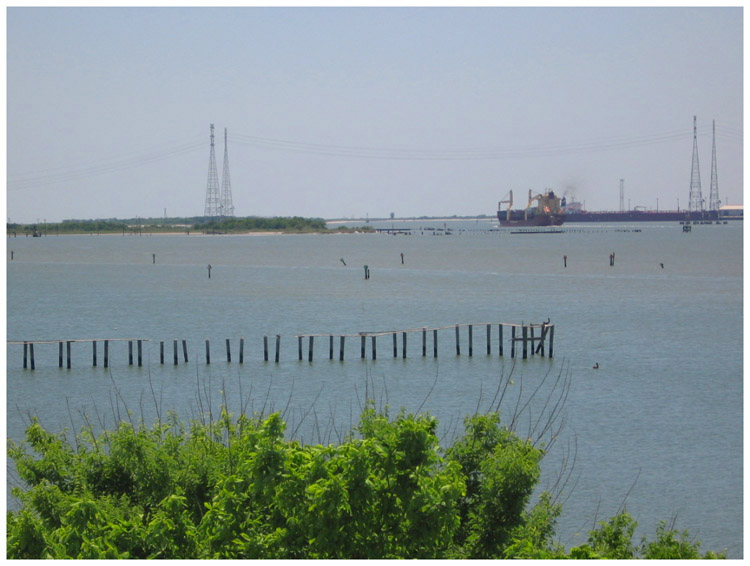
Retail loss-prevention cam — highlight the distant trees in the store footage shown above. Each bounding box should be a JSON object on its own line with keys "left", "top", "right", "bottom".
{"left": 6, "top": 406, "right": 724, "bottom": 559}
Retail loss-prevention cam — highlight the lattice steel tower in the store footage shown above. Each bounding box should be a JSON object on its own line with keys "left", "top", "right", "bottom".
{"left": 220, "top": 128, "right": 235, "bottom": 217}
{"left": 709, "top": 119, "right": 721, "bottom": 211}
{"left": 203, "top": 124, "right": 221, "bottom": 217}
{"left": 688, "top": 115, "right": 703, "bottom": 212}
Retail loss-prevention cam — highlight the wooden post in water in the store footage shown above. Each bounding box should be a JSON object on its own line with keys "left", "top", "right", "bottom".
{"left": 104, "top": 340, "right": 109, "bottom": 368}
{"left": 30, "top": 343, "right": 35, "bottom": 370}
{"left": 93, "top": 341, "right": 97, "bottom": 367}
{"left": 298, "top": 336, "right": 303, "bottom": 361}
{"left": 128, "top": 341, "right": 133, "bottom": 365}
{"left": 468, "top": 324, "right": 473, "bottom": 357}
{"left": 433, "top": 329, "right": 438, "bottom": 357}
{"left": 393, "top": 333, "right": 397, "bottom": 358}
{"left": 498, "top": 324, "right": 503, "bottom": 357}
{"left": 275, "top": 335, "right": 280, "bottom": 363}
{"left": 329, "top": 335, "right": 334, "bottom": 360}
{"left": 511, "top": 327, "right": 516, "bottom": 358}
{"left": 548, "top": 326, "right": 554, "bottom": 358}
{"left": 59, "top": 342, "right": 64, "bottom": 367}
{"left": 225, "top": 339, "right": 231, "bottom": 362}
{"left": 205, "top": 338, "right": 210, "bottom": 364}
{"left": 522, "top": 326, "right": 528, "bottom": 359}
{"left": 137, "top": 340, "right": 143, "bottom": 367}
{"left": 264, "top": 336, "right": 269, "bottom": 361}
{"left": 530, "top": 327, "right": 535, "bottom": 357}
{"left": 239, "top": 337, "right": 245, "bottom": 363}
{"left": 67, "top": 341, "right": 71, "bottom": 369}
{"left": 173, "top": 339, "right": 178, "bottom": 365}
{"left": 455, "top": 325, "right": 460, "bottom": 356}
{"left": 308, "top": 336, "right": 314, "bottom": 362}
{"left": 182, "top": 340, "right": 188, "bottom": 363}
{"left": 361, "top": 335, "right": 366, "bottom": 359}
{"left": 159, "top": 340, "right": 164, "bottom": 364}
{"left": 372, "top": 335, "right": 377, "bottom": 360}
{"left": 402, "top": 332, "right": 407, "bottom": 359}
{"left": 486, "top": 324, "right": 491, "bottom": 355}
{"left": 339, "top": 335, "right": 345, "bottom": 361}
{"left": 23, "top": 342, "right": 27, "bottom": 369}
{"left": 422, "top": 328, "right": 427, "bottom": 356}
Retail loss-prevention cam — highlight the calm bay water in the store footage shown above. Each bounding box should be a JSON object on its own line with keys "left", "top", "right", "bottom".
{"left": 6, "top": 220, "right": 743, "bottom": 556}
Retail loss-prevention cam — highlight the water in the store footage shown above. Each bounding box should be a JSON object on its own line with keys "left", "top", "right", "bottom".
{"left": 6, "top": 220, "right": 743, "bottom": 557}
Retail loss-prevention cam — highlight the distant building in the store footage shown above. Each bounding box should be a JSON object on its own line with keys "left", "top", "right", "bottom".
{"left": 719, "top": 204, "right": 743, "bottom": 219}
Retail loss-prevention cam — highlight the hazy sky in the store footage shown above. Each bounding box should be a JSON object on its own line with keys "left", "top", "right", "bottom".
{"left": 6, "top": 6, "right": 743, "bottom": 223}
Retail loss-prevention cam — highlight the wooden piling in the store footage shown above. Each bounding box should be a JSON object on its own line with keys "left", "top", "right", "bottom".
{"left": 159, "top": 340, "right": 164, "bottom": 364}
{"left": 402, "top": 332, "right": 407, "bottom": 359}
{"left": 173, "top": 339, "right": 178, "bottom": 365}
{"left": 29, "top": 343, "right": 35, "bottom": 370}
{"left": 226, "top": 338, "right": 231, "bottom": 362}
{"left": 329, "top": 335, "right": 334, "bottom": 360}
{"left": 23, "top": 342, "right": 27, "bottom": 369}
{"left": 59, "top": 342, "right": 64, "bottom": 367}
{"left": 93, "top": 341, "right": 97, "bottom": 367}
{"left": 128, "top": 341, "right": 133, "bottom": 365}
{"left": 422, "top": 328, "right": 427, "bottom": 357}
{"left": 372, "top": 335, "right": 377, "bottom": 360}
{"left": 433, "top": 329, "right": 438, "bottom": 357}
{"left": 511, "top": 327, "right": 515, "bottom": 358}
{"left": 393, "top": 333, "right": 397, "bottom": 358}
{"left": 182, "top": 340, "right": 188, "bottom": 363}
{"left": 137, "top": 339, "right": 143, "bottom": 366}
{"left": 498, "top": 324, "right": 503, "bottom": 357}
{"left": 298, "top": 336, "right": 303, "bottom": 361}
{"left": 468, "top": 324, "right": 473, "bottom": 357}
{"left": 308, "top": 336, "right": 314, "bottom": 362}
{"left": 522, "top": 326, "right": 528, "bottom": 359}
{"left": 275, "top": 335, "right": 280, "bottom": 363}
{"left": 361, "top": 335, "right": 366, "bottom": 359}
{"left": 205, "top": 338, "right": 210, "bottom": 364}
{"left": 104, "top": 340, "right": 109, "bottom": 368}
{"left": 486, "top": 324, "right": 491, "bottom": 355}
{"left": 263, "top": 336, "right": 269, "bottom": 362}
{"left": 339, "top": 335, "right": 345, "bottom": 361}
{"left": 67, "top": 341, "right": 71, "bottom": 369}
{"left": 548, "top": 326, "right": 554, "bottom": 358}
{"left": 455, "top": 325, "right": 460, "bottom": 356}
{"left": 239, "top": 337, "right": 245, "bottom": 363}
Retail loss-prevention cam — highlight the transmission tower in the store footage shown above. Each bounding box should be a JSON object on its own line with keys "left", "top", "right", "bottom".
{"left": 220, "top": 128, "right": 235, "bottom": 217}
{"left": 688, "top": 115, "right": 703, "bottom": 212}
{"left": 203, "top": 124, "right": 221, "bottom": 217}
{"left": 709, "top": 119, "right": 721, "bottom": 211}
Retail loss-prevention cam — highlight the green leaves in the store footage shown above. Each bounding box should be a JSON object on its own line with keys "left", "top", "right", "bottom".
{"left": 6, "top": 409, "right": 723, "bottom": 559}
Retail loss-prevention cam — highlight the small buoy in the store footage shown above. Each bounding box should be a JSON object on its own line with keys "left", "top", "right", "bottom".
{"left": 593, "top": 363, "right": 599, "bottom": 369}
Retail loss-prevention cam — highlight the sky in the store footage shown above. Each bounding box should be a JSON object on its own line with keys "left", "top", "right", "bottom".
{"left": 5, "top": 6, "right": 744, "bottom": 223}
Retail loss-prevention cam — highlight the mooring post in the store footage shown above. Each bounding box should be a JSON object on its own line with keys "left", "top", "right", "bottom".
{"left": 23, "top": 342, "right": 27, "bottom": 369}
{"left": 104, "top": 340, "right": 109, "bottom": 368}
{"left": 486, "top": 324, "right": 491, "bottom": 355}
{"left": 298, "top": 336, "right": 303, "bottom": 361}
{"left": 128, "top": 341, "right": 133, "bottom": 365}
{"left": 522, "top": 326, "right": 528, "bottom": 359}
{"left": 30, "top": 343, "right": 35, "bottom": 370}
{"left": 67, "top": 341, "right": 71, "bottom": 369}
{"left": 329, "top": 335, "right": 334, "bottom": 360}
{"left": 137, "top": 340, "right": 143, "bottom": 366}
{"left": 160, "top": 340, "right": 164, "bottom": 364}
{"left": 181, "top": 340, "right": 188, "bottom": 363}
{"left": 308, "top": 336, "right": 314, "bottom": 362}
{"left": 239, "top": 337, "right": 245, "bottom": 364}
{"left": 93, "top": 341, "right": 97, "bottom": 367}
{"left": 339, "top": 335, "right": 345, "bottom": 361}
{"left": 264, "top": 336, "right": 269, "bottom": 362}
{"left": 402, "top": 332, "right": 407, "bottom": 359}
{"left": 433, "top": 329, "right": 438, "bottom": 357}
{"left": 392, "top": 333, "right": 397, "bottom": 358}
{"left": 548, "top": 326, "right": 554, "bottom": 358}
{"left": 499, "top": 324, "right": 503, "bottom": 357}
{"left": 361, "top": 335, "right": 366, "bottom": 359}
{"left": 205, "top": 338, "right": 210, "bottom": 364}
{"left": 372, "top": 335, "right": 377, "bottom": 360}
{"left": 275, "top": 335, "right": 280, "bottom": 363}
{"left": 225, "top": 338, "right": 231, "bottom": 362}
{"left": 455, "top": 325, "right": 460, "bottom": 356}
{"left": 530, "top": 327, "right": 535, "bottom": 357}
{"left": 511, "top": 326, "right": 516, "bottom": 358}
{"left": 468, "top": 324, "right": 473, "bottom": 357}
{"left": 422, "top": 328, "right": 427, "bottom": 356}
{"left": 59, "top": 341, "right": 64, "bottom": 367}
{"left": 173, "top": 339, "right": 178, "bottom": 365}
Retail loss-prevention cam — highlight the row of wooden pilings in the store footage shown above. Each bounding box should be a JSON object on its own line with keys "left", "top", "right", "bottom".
{"left": 10, "top": 323, "right": 553, "bottom": 370}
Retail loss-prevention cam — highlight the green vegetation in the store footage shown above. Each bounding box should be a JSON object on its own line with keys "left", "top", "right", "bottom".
{"left": 7, "top": 406, "right": 724, "bottom": 559}
{"left": 6, "top": 216, "right": 365, "bottom": 235}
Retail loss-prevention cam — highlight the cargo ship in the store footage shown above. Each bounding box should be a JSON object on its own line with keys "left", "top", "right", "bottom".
{"left": 561, "top": 197, "right": 719, "bottom": 222}
{"left": 497, "top": 189, "right": 565, "bottom": 227}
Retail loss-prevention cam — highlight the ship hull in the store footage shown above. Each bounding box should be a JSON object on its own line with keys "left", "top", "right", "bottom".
{"left": 564, "top": 210, "right": 718, "bottom": 222}
{"left": 498, "top": 210, "right": 565, "bottom": 227}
